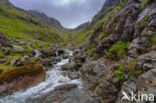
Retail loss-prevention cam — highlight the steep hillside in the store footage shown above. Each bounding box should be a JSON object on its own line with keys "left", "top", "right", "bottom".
{"left": 0, "top": 0, "right": 71, "bottom": 43}
{"left": 72, "top": 0, "right": 156, "bottom": 102}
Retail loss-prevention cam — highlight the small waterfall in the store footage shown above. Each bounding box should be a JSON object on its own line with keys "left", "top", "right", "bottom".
{"left": 34, "top": 50, "right": 42, "bottom": 57}
{"left": 56, "top": 51, "right": 58, "bottom": 57}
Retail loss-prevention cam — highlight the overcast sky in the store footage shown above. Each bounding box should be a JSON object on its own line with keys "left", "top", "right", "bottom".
{"left": 9, "top": 0, "right": 105, "bottom": 28}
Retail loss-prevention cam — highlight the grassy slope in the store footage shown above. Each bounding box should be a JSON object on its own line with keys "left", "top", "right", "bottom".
{"left": 0, "top": 3, "right": 70, "bottom": 43}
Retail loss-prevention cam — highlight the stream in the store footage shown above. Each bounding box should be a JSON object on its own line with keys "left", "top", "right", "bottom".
{"left": 0, "top": 50, "right": 96, "bottom": 103}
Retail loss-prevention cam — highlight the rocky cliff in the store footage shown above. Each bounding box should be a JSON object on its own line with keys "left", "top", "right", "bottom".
{"left": 29, "top": 10, "right": 63, "bottom": 29}
{"left": 74, "top": 0, "right": 156, "bottom": 102}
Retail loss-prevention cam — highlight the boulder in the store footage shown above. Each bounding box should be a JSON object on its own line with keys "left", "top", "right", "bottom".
{"left": 68, "top": 72, "right": 80, "bottom": 80}
{"left": 54, "top": 83, "right": 77, "bottom": 91}
{"left": 13, "top": 45, "right": 25, "bottom": 52}
{"left": 61, "top": 62, "right": 77, "bottom": 71}
{"left": 62, "top": 53, "right": 69, "bottom": 59}
{"left": 136, "top": 51, "right": 156, "bottom": 71}
{"left": 0, "top": 64, "right": 46, "bottom": 95}
{"left": 0, "top": 33, "right": 11, "bottom": 47}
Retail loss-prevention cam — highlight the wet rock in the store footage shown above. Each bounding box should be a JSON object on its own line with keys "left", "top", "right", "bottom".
{"left": 68, "top": 72, "right": 80, "bottom": 80}
{"left": 54, "top": 83, "right": 78, "bottom": 91}
{"left": 62, "top": 53, "right": 69, "bottom": 59}
{"left": 61, "top": 62, "right": 77, "bottom": 71}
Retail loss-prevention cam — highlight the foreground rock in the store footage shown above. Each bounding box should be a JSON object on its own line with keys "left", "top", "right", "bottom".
{"left": 117, "top": 68, "right": 156, "bottom": 103}
{"left": 54, "top": 83, "right": 78, "bottom": 91}
{"left": 0, "top": 64, "right": 46, "bottom": 95}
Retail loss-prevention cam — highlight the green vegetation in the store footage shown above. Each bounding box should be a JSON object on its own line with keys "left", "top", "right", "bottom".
{"left": 141, "top": 0, "right": 153, "bottom": 9}
{"left": 150, "top": 33, "right": 156, "bottom": 46}
{"left": 0, "top": 64, "right": 44, "bottom": 84}
{"left": 0, "top": 51, "right": 6, "bottom": 58}
{"left": 127, "top": 59, "right": 137, "bottom": 72}
{"left": 107, "top": 41, "right": 130, "bottom": 60}
{"left": 0, "top": 3, "right": 71, "bottom": 43}
{"left": 140, "top": 14, "right": 149, "bottom": 29}
{"left": 119, "top": 61, "right": 125, "bottom": 70}
{"left": 120, "top": 0, "right": 129, "bottom": 7}
{"left": 115, "top": 70, "right": 124, "bottom": 79}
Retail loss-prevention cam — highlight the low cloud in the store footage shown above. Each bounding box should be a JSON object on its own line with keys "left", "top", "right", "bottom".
{"left": 10, "top": 0, "right": 105, "bottom": 28}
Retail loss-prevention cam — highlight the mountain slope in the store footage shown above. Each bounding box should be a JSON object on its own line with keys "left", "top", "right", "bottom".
{"left": 0, "top": 0, "right": 70, "bottom": 43}
{"left": 72, "top": 0, "right": 156, "bottom": 102}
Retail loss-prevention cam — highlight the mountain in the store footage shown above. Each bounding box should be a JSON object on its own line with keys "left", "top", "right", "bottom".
{"left": 91, "top": 0, "right": 120, "bottom": 27}
{"left": 0, "top": 0, "right": 71, "bottom": 43}
{"left": 29, "top": 10, "right": 63, "bottom": 29}
{"left": 74, "top": 22, "right": 90, "bottom": 31}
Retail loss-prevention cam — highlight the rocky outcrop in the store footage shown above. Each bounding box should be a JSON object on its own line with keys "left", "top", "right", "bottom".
{"left": 94, "top": 1, "right": 155, "bottom": 56}
{"left": 81, "top": 58, "right": 121, "bottom": 102}
{"left": 29, "top": 10, "right": 63, "bottom": 29}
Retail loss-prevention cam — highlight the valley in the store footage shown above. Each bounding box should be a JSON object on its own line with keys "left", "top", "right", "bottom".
{"left": 0, "top": 0, "right": 156, "bottom": 103}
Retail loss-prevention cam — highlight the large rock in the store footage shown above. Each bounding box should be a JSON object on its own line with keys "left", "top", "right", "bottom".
{"left": 61, "top": 62, "right": 77, "bottom": 71}
{"left": 136, "top": 51, "right": 156, "bottom": 71}
{"left": 81, "top": 58, "right": 120, "bottom": 103}
{"left": 54, "top": 83, "right": 78, "bottom": 91}
{"left": 68, "top": 72, "right": 80, "bottom": 80}
{"left": 0, "top": 33, "right": 11, "bottom": 47}
{"left": 0, "top": 64, "right": 46, "bottom": 95}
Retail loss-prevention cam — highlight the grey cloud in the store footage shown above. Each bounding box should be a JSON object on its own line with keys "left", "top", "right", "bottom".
{"left": 9, "top": 0, "right": 105, "bottom": 28}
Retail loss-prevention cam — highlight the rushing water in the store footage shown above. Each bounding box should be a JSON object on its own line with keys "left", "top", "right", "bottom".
{"left": 0, "top": 50, "right": 84, "bottom": 103}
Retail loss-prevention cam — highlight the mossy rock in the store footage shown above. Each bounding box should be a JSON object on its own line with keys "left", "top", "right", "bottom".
{"left": 0, "top": 64, "right": 45, "bottom": 84}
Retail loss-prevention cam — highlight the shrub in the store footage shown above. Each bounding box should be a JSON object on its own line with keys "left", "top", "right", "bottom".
{"left": 120, "top": 0, "right": 129, "bottom": 7}
{"left": 107, "top": 41, "right": 130, "bottom": 60}
{"left": 0, "top": 51, "right": 5, "bottom": 58}
{"left": 140, "top": 14, "right": 149, "bottom": 29}
{"left": 127, "top": 59, "right": 137, "bottom": 72}
{"left": 115, "top": 70, "right": 124, "bottom": 79}
{"left": 141, "top": 0, "right": 153, "bottom": 9}
{"left": 150, "top": 33, "right": 156, "bottom": 46}
{"left": 119, "top": 61, "right": 125, "bottom": 70}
